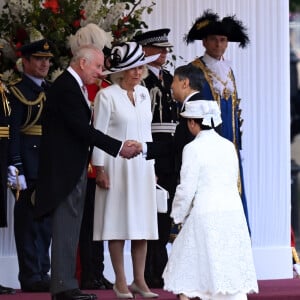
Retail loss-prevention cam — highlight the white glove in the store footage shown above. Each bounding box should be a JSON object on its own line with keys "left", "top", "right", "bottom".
{"left": 7, "top": 165, "right": 18, "bottom": 187}
{"left": 17, "top": 175, "right": 27, "bottom": 190}
{"left": 7, "top": 166, "right": 27, "bottom": 190}
{"left": 8, "top": 165, "right": 18, "bottom": 176}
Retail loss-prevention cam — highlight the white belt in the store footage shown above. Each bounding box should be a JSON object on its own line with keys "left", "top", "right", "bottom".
{"left": 151, "top": 122, "right": 177, "bottom": 134}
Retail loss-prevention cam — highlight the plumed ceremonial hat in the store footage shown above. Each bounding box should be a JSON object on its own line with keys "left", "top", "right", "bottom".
{"left": 20, "top": 39, "right": 53, "bottom": 57}
{"left": 134, "top": 28, "right": 173, "bottom": 47}
{"left": 185, "top": 9, "right": 250, "bottom": 48}
{"left": 103, "top": 42, "right": 160, "bottom": 75}
{"left": 180, "top": 100, "right": 222, "bottom": 127}
{"left": 69, "top": 23, "right": 113, "bottom": 55}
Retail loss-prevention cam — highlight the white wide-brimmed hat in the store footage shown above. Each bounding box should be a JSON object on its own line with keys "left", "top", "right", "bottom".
{"left": 180, "top": 100, "right": 222, "bottom": 127}
{"left": 103, "top": 42, "right": 160, "bottom": 75}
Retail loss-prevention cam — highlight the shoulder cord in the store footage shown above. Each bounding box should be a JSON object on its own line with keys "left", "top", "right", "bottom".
{"left": 10, "top": 86, "right": 46, "bottom": 131}
{"left": 149, "top": 86, "right": 163, "bottom": 121}
{"left": 0, "top": 80, "right": 11, "bottom": 117}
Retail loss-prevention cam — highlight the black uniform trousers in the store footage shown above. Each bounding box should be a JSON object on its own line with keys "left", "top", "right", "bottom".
{"left": 145, "top": 171, "right": 177, "bottom": 287}
{"left": 79, "top": 177, "right": 105, "bottom": 284}
{"left": 14, "top": 181, "right": 51, "bottom": 288}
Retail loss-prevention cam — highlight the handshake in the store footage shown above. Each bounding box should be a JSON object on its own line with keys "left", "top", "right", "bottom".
{"left": 119, "top": 140, "right": 142, "bottom": 159}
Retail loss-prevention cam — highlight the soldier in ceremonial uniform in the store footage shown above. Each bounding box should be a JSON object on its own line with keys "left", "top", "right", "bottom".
{"left": 7, "top": 39, "right": 53, "bottom": 292}
{"left": 0, "top": 43, "right": 16, "bottom": 295}
{"left": 134, "top": 29, "right": 178, "bottom": 288}
{"left": 185, "top": 10, "right": 251, "bottom": 232}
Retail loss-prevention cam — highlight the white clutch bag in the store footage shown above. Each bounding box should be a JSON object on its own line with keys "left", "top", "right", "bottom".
{"left": 156, "top": 184, "right": 169, "bottom": 213}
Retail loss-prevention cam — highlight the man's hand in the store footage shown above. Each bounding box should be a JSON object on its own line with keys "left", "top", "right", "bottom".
{"left": 119, "top": 140, "right": 142, "bottom": 159}
{"left": 95, "top": 166, "right": 110, "bottom": 189}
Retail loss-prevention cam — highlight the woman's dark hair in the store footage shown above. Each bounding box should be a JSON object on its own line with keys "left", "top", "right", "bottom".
{"left": 190, "top": 118, "right": 214, "bottom": 130}
{"left": 174, "top": 64, "right": 205, "bottom": 91}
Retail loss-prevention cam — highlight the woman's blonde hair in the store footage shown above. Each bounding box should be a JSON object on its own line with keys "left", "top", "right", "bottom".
{"left": 110, "top": 65, "right": 149, "bottom": 85}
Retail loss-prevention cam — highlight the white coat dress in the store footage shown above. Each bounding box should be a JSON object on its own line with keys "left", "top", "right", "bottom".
{"left": 92, "top": 83, "right": 158, "bottom": 240}
{"left": 163, "top": 129, "right": 258, "bottom": 299}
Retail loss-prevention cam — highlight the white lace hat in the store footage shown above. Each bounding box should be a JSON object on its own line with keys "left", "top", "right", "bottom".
{"left": 103, "top": 42, "right": 159, "bottom": 75}
{"left": 180, "top": 100, "right": 222, "bottom": 127}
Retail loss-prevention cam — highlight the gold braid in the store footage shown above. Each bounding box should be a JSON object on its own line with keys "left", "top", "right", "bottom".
{"left": 10, "top": 86, "right": 46, "bottom": 132}
{"left": 192, "top": 58, "right": 242, "bottom": 195}
{"left": 0, "top": 80, "right": 11, "bottom": 117}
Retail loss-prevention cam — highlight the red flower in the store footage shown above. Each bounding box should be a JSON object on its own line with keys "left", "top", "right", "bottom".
{"left": 15, "top": 28, "right": 28, "bottom": 43}
{"left": 15, "top": 42, "right": 22, "bottom": 49}
{"left": 80, "top": 9, "right": 86, "bottom": 20}
{"left": 113, "top": 30, "right": 121, "bottom": 39}
{"left": 43, "top": 0, "right": 60, "bottom": 14}
{"left": 73, "top": 20, "right": 81, "bottom": 28}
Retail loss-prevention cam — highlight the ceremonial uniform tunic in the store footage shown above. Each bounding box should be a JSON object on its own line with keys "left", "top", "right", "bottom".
{"left": 0, "top": 79, "right": 10, "bottom": 227}
{"left": 8, "top": 74, "right": 51, "bottom": 288}
{"left": 191, "top": 55, "right": 250, "bottom": 231}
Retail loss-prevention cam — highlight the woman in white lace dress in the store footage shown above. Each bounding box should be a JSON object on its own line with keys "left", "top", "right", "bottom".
{"left": 163, "top": 100, "right": 258, "bottom": 300}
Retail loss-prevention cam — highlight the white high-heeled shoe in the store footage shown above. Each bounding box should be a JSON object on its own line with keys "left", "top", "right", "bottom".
{"left": 113, "top": 284, "right": 134, "bottom": 299}
{"left": 129, "top": 282, "right": 158, "bottom": 298}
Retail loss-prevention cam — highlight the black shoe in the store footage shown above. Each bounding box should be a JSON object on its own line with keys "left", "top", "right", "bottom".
{"left": 99, "top": 276, "right": 113, "bottom": 289}
{"left": 21, "top": 280, "right": 50, "bottom": 292}
{"left": 81, "top": 277, "right": 113, "bottom": 290}
{"left": 52, "top": 289, "right": 97, "bottom": 300}
{"left": 0, "top": 284, "right": 16, "bottom": 295}
{"left": 146, "top": 277, "right": 164, "bottom": 289}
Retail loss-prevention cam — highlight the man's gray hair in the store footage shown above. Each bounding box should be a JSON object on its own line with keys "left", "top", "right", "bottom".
{"left": 71, "top": 44, "right": 102, "bottom": 64}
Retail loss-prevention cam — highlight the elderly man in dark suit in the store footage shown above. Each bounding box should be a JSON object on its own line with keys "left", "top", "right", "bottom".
{"left": 35, "top": 44, "right": 140, "bottom": 300}
{"left": 7, "top": 39, "right": 53, "bottom": 292}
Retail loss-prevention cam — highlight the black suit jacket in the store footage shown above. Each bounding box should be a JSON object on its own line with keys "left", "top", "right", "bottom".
{"left": 146, "top": 92, "right": 203, "bottom": 176}
{"left": 35, "top": 70, "right": 122, "bottom": 217}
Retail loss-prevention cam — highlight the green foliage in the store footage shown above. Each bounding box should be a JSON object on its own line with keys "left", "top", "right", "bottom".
{"left": 0, "top": 0, "right": 156, "bottom": 81}
{"left": 290, "top": 0, "right": 300, "bottom": 12}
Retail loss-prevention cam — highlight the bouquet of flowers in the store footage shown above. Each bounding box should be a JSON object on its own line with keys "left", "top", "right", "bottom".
{"left": 0, "top": 0, "right": 155, "bottom": 81}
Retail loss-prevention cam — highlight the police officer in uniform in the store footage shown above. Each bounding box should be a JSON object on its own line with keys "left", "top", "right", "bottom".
{"left": 0, "top": 43, "right": 16, "bottom": 295}
{"left": 7, "top": 39, "right": 52, "bottom": 292}
{"left": 134, "top": 29, "right": 178, "bottom": 288}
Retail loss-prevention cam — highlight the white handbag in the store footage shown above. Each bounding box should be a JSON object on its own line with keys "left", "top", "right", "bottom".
{"left": 156, "top": 184, "right": 169, "bottom": 213}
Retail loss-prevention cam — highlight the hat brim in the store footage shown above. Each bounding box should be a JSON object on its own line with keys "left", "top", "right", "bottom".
{"left": 149, "top": 42, "right": 173, "bottom": 47}
{"left": 103, "top": 53, "right": 160, "bottom": 75}
{"left": 31, "top": 53, "right": 53, "bottom": 57}
{"left": 180, "top": 112, "right": 202, "bottom": 118}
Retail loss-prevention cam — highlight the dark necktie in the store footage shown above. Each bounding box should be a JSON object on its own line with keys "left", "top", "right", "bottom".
{"left": 159, "top": 69, "right": 163, "bottom": 81}
{"left": 41, "top": 81, "right": 48, "bottom": 91}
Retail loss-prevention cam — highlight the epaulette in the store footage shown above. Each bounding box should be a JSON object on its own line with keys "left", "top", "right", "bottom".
{"left": 8, "top": 77, "right": 22, "bottom": 87}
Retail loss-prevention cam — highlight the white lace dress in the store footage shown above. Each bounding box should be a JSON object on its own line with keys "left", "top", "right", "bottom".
{"left": 163, "top": 130, "right": 258, "bottom": 299}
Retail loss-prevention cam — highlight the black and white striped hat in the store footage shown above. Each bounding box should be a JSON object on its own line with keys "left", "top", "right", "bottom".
{"left": 103, "top": 42, "right": 159, "bottom": 75}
